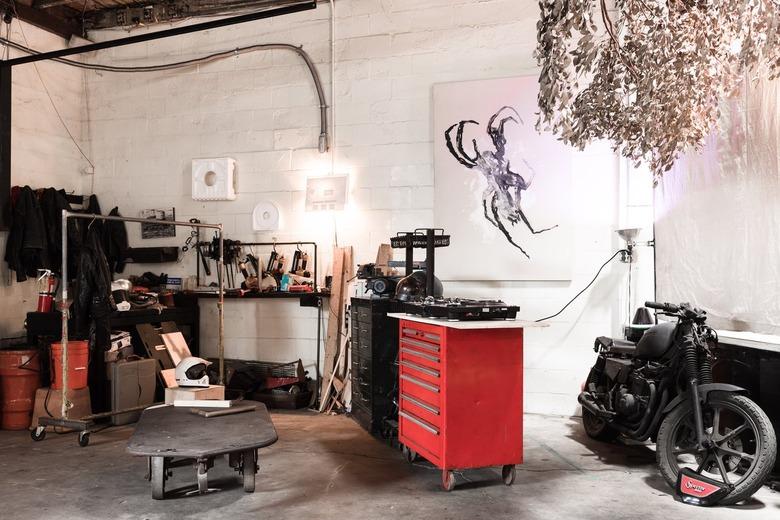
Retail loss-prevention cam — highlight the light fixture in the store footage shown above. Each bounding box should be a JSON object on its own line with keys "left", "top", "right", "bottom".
{"left": 615, "top": 228, "right": 654, "bottom": 263}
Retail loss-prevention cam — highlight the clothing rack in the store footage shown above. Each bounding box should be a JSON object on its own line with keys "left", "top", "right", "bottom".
{"left": 33, "top": 210, "right": 225, "bottom": 445}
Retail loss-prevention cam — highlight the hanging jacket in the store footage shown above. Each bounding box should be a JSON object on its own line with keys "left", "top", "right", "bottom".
{"left": 39, "top": 188, "right": 77, "bottom": 275}
{"left": 4, "top": 185, "right": 47, "bottom": 282}
{"left": 71, "top": 223, "right": 116, "bottom": 340}
{"left": 104, "top": 207, "right": 129, "bottom": 274}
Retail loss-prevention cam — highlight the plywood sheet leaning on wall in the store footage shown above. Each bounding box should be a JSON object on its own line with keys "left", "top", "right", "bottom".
{"left": 319, "top": 246, "right": 353, "bottom": 410}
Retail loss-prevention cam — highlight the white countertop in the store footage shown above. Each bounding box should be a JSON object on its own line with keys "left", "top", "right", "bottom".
{"left": 386, "top": 312, "right": 546, "bottom": 330}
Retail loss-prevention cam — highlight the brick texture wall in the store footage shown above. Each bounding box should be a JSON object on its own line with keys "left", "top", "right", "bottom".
{"left": 0, "top": 22, "right": 87, "bottom": 338}
{"left": 84, "top": 0, "right": 654, "bottom": 415}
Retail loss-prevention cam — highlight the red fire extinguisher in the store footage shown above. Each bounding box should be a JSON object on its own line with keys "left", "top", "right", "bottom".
{"left": 36, "top": 269, "right": 58, "bottom": 313}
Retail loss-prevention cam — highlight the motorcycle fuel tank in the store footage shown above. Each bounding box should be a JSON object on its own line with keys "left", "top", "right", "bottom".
{"left": 636, "top": 321, "right": 676, "bottom": 360}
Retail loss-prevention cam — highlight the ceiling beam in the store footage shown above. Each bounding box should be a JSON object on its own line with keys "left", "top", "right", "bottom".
{"left": 2, "top": 2, "right": 81, "bottom": 39}
{"left": 4, "top": 0, "right": 315, "bottom": 66}
{"left": 32, "top": 0, "right": 74, "bottom": 9}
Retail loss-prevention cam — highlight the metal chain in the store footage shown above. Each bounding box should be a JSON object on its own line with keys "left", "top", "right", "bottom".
{"left": 181, "top": 218, "right": 200, "bottom": 252}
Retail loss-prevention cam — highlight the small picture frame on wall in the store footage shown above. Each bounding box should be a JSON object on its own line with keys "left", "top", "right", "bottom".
{"left": 140, "top": 208, "right": 176, "bottom": 239}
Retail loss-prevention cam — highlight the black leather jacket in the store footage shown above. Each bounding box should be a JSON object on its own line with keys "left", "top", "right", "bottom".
{"left": 71, "top": 224, "right": 116, "bottom": 339}
{"left": 4, "top": 186, "right": 47, "bottom": 281}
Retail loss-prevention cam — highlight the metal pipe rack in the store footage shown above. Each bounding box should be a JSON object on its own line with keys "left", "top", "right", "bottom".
{"left": 196, "top": 240, "right": 318, "bottom": 293}
{"left": 193, "top": 240, "right": 324, "bottom": 405}
{"left": 34, "top": 211, "right": 225, "bottom": 444}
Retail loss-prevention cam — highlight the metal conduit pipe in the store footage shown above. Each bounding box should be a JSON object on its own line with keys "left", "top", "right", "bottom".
{"left": 0, "top": 38, "right": 330, "bottom": 152}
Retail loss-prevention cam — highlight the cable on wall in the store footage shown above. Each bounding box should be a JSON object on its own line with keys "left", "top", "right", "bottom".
{"left": 0, "top": 37, "right": 330, "bottom": 153}
{"left": 535, "top": 249, "right": 629, "bottom": 323}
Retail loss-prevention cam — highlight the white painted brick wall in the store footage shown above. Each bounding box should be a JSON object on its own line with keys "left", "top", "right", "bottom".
{"left": 0, "top": 22, "right": 88, "bottom": 338}
{"left": 83, "top": 0, "right": 654, "bottom": 415}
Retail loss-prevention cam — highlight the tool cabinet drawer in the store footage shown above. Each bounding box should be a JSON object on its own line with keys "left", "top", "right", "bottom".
{"left": 350, "top": 357, "right": 371, "bottom": 377}
{"left": 399, "top": 345, "right": 440, "bottom": 370}
{"left": 355, "top": 305, "right": 373, "bottom": 323}
{"left": 399, "top": 358, "right": 440, "bottom": 386}
{"left": 355, "top": 338, "right": 372, "bottom": 358}
{"left": 401, "top": 325, "right": 442, "bottom": 346}
{"left": 400, "top": 410, "right": 441, "bottom": 463}
{"left": 399, "top": 392, "right": 440, "bottom": 428}
{"left": 400, "top": 372, "right": 440, "bottom": 407}
{"left": 351, "top": 373, "right": 372, "bottom": 394}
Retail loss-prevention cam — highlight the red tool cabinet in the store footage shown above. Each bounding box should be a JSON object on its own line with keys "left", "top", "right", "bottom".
{"left": 390, "top": 314, "right": 524, "bottom": 491}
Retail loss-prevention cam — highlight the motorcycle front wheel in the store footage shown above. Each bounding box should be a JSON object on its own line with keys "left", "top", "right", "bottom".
{"left": 656, "top": 393, "right": 777, "bottom": 505}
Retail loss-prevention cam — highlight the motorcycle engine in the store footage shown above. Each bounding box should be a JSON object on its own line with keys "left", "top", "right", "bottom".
{"left": 615, "top": 370, "right": 652, "bottom": 419}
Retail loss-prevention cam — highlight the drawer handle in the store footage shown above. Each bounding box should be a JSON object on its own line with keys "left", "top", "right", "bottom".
{"left": 401, "top": 394, "right": 440, "bottom": 415}
{"left": 400, "top": 338, "right": 440, "bottom": 353}
{"left": 400, "top": 360, "right": 439, "bottom": 377}
{"left": 402, "top": 328, "right": 441, "bottom": 343}
{"left": 400, "top": 347, "right": 440, "bottom": 363}
{"left": 400, "top": 374, "right": 439, "bottom": 393}
{"left": 400, "top": 411, "right": 439, "bottom": 435}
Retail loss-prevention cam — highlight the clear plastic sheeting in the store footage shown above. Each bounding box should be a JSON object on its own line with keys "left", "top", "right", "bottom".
{"left": 654, "top": 79, "right": 780, "bottom": 335}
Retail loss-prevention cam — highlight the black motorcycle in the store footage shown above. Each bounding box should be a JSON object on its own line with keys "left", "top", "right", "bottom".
{"left": 579, "top": 301, "right": 777, "bottom": 504}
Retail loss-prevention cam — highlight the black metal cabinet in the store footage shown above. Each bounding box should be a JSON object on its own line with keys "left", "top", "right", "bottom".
{"left": 350, "top": 297, "right": 400, "bottom": 434}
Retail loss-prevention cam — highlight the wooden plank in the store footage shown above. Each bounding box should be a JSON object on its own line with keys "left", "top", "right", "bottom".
{"left": 375, "top": 243, "right": 393, "bottom": 275}
{"left": 160, "top": 331, "right": 192, "bottom": 366}
{"left": 320, "top": 247, "right": 345, "bottom": 401}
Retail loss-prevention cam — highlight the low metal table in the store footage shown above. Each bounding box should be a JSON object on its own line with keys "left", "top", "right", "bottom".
{"left": 127, "top": 401, "right": 278, "bottom": 499}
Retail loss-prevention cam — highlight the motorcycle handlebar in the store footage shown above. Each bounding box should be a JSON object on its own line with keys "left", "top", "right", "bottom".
{"left": 644, "top": 301, "right": 680, "bottom": 313}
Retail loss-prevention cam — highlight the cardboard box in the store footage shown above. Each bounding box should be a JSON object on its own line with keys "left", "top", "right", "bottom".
{"left": 30, "top": 387, "right": 92, "bottom": 431}
{"left": 164, "top": 384, "right": 224, "bottom": 404}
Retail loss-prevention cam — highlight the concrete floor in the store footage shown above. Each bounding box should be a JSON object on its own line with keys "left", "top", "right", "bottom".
{"left": 0, "top": 411, "right": 779, "bottom": 519}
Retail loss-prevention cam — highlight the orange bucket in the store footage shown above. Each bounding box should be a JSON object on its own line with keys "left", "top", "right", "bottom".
{"left": 0, "top": 349, "right": 41, "bottom": 430}
{"left": 50, "top": 341, "right": 89, "bottom": 391}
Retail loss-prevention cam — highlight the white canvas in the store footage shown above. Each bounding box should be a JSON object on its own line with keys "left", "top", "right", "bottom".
{"left": 433, "top": 76, "right": 573, "bottom": 281}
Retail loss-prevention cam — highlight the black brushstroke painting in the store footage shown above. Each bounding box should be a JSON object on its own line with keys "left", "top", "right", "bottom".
{"left": 445, "top": 106, "right": 557, "bottom": 259}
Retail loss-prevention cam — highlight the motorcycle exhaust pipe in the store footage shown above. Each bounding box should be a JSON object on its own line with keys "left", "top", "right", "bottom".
{"left": 578, "top": 392, "right": 613, "bottom": 419}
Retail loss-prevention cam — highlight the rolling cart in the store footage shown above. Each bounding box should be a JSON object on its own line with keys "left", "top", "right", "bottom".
{"left": 127, "top": 401, "right": 278, "bottom": 499}
{"left": 388, "top": 314, "right": 536, "bottom": 491}
{"left": 31, "top": 211, "right": 226, "bottom": 446}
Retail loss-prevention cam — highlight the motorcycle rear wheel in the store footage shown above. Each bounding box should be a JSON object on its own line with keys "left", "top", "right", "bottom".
{"left": 582, "top": 409, "right": 619, "bottom": 442}
{"left": 656, "top": 393, "right": 776, "bottom": 505}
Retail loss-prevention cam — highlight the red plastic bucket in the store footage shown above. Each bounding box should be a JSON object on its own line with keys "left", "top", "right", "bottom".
{"left": 50, "top": 341, "right": 89, "bottom": 391}
{"left": 0, "top": 349, "right": 40, "bottom": 430}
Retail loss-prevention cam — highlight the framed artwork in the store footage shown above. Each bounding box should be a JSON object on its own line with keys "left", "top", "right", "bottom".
{"left": 433, "top": 76, "right": 573, "bottom": 281}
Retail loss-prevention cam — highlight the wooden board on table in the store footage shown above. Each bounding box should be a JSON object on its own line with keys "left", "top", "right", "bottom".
{"left": 161, "top": 368, "right": 177, "bottom": 388}
{"left": 161, "top": 332, "right": 192, "bottom": 366}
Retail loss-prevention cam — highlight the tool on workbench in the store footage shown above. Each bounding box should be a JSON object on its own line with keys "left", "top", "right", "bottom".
{"left": 290, "top": 244, "right": 312, "bottom": 278}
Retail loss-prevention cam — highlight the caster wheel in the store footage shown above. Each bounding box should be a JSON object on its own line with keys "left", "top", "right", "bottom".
{"left": 151, "top": 457, "right": 166, "bottom": 500}
{"left": 31, "top": 427, "right": 46, "bottom": 442}
{"left": 441, "top": 470, "right": 455, "bottom": 492}
{"left": 241, "top": 449, "right": 257, "bottom": 493}
{"left": 78, "top": 431, "right": 90, "bottom": 447}
{"left": 402, "top": 445, "right": 417, "bottom": 463}
{"left": 502, "top": 465, "right": 516, "bottom": 486}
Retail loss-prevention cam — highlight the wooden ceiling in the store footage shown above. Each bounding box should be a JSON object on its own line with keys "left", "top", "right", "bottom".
{"left": 1, "top": 0, "right": 312, "bottom": 38}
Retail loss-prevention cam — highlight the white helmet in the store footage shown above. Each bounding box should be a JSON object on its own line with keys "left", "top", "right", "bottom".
{"left": 175, "top": 357, "right": 212, "bottom": 388}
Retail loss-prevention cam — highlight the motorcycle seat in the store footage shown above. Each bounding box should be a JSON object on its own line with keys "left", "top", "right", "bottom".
{"left": 596, "top": 336, "right": 637, "bottom": 355}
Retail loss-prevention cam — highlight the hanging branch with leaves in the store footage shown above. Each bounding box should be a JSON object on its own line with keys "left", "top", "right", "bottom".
{"left": 535, "top": 0, "right": 780, "bottom": 179}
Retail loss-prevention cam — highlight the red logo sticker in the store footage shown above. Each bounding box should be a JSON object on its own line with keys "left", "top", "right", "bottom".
{"left": 680, "top": 475, "right": 720, "bottom": 498}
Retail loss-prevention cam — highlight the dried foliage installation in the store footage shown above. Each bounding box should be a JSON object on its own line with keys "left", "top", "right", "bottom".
{"left": 535, "top": 0, "right": 780, "bottom": 178}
